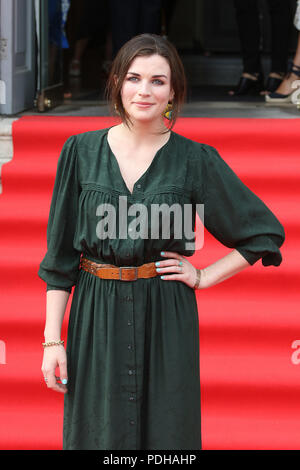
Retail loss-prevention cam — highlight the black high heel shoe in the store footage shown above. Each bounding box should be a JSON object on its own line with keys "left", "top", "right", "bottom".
{"left": 263, "top": 72, "right": 285, "bottom": 94}
{"left": 228, "top": 72, "right": 264, "bottom": 96}
{"left": 265, "top": 62, "right": 300, "bottom": 103}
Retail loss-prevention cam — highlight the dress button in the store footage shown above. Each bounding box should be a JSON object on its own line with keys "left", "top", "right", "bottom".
{"left": 128, "top": 369, "right": 133, "bottom": 375}
{"left": 130, "top": 420, "right": 135, "bottom": 425}
{"left": 127, "top": 320, "right": 132, "bottom": 326}
{"left": 129, "top": 396, "right": 135, "bottom": 401}
{"left": 128, "top": 344, "right": 133, "bottom": 350}
{"left": 136, "top": 184, "right": 141, "bottom": 189}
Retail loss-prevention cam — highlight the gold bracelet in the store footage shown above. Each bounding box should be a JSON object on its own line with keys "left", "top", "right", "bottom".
{"left": 42, "top": 340, "right": 64, "bottom": 348}
{"left": 193, "top": 269, "right": 201, "bottom": 290}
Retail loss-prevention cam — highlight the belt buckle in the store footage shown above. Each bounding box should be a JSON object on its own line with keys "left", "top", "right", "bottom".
{"left": 119, "top": 266, "right": 138, "bottom": 281}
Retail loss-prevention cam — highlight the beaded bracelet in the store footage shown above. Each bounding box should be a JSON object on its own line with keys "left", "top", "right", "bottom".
{"left": 193, "top": 269, "right": 201, "bottom": 290}
{"left": 42, "top": 340, "right": 64, "bottom": 348}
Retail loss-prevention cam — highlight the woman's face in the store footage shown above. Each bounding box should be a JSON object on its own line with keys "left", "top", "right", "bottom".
{"left": 119, "top": 54, "right": 174, "bottom": 125}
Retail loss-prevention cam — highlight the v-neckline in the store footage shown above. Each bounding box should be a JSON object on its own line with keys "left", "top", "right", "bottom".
{"left": 105, "top": 126, "right": 173, "bottom": 196}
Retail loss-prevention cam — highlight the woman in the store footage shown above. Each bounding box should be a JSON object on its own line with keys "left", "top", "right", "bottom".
{"left": 38, "top": 33, "right": 285, "bottom": 450}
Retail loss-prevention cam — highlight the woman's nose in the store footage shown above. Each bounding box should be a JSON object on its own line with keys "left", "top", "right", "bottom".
{"left": 138, "top": 81, "right": 150, "bottom": 95}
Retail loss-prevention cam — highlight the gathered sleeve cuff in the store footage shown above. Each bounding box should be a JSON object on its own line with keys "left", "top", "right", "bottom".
{"left": 192, "top": 144, "right": 285, "bottom": 266}
{"left": 38, "top": 135, "right": 82, "bottom": 293}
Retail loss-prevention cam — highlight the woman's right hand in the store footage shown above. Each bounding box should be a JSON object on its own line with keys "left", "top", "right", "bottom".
{"left": 41, "top": 345, "right": 68, "bottom": 394}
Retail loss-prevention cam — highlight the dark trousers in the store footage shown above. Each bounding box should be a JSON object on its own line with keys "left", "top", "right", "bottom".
{"left": 233, "top": 0, "right": 293, "bottom": 74}
{"left": 75, "top": 0, "right": 110, "bottom": 41}
{"left": 109, "top": 0, "right": 162, "bottom": 58}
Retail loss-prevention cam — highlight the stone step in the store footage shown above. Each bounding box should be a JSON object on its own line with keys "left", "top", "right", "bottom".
{"left": 0, "top": 118, "right": 18, "bottom": 194}
{"left": 181, "top": 53, "right": 284, "bottom": 86}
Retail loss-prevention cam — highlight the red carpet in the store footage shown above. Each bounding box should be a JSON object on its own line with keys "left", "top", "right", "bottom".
{"left": 0, "top": 116, "right": 298, "bottom": 449}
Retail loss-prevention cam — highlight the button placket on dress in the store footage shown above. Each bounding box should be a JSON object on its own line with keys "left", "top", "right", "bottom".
{"left": 124, "top": 185, "right": 142, "bottom": 449}
{"left": 120, "top": 263, "right": 137, "bottom": 448}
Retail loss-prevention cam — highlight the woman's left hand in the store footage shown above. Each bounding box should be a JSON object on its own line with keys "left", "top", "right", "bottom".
{"left": 155, "top": 251, "right": 198, "bottom": 289}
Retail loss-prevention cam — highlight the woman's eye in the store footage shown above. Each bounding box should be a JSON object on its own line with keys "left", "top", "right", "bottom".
{"left": 127, "top": 77, "right": 164, "bottom": 85}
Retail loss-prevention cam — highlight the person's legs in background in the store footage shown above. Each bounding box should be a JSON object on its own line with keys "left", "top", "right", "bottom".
{"left": 69, "top": 38, "right": 90, "bottom": 76}
{"left": 265, "top": 0, "right": 300, "bottom": 102}
{"left": 109, "top": 0, "right": 140, "bottom": 59}
{"left": 102, "top": 29, "right": 113, "bottom": 77}
{"left": 229, "top": 0, "right": 264, "bottom": 96}
{"left": 109, "top": 0, "right": 162, "bottom": 59}
{"left": 69, "top": 0, "right": 106, "bottom": 77}
{"left": 260, "top": 0, "right": 293, "bottom": 94}
{"left": 138, "top": 0, "right": 162, "bottom": 35}
{"left": 162, "top": 0, "right": 178, "bottom": 37}
{"left": 265, "top": 32, "right": 300, "bottom": 101}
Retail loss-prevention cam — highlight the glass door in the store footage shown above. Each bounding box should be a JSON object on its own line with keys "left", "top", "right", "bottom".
{"left": 35, "top": 0, "right": 70, "bottom": 111}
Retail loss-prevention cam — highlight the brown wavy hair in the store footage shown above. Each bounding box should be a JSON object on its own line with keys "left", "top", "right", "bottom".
{"left": 104, "top": 33, "right": 187, "bottom": 134}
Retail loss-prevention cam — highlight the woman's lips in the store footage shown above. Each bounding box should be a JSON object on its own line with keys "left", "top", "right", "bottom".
{"left": 134, "top": 103, "right": 154, "bottom": 108}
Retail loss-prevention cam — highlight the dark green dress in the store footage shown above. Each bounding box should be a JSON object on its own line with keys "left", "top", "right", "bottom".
{"left": 38, "top": 126, "right": 285, "bottom": 450}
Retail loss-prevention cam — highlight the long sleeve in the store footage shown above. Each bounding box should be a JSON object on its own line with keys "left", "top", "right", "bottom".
{"left": 38, "top": 135, "right": 81, "bottom": 293}
{"left": 192, "top": 144, "right": 285, "bottom": 266}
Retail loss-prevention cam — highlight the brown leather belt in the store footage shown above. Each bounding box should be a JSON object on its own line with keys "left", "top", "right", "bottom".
{"left": 80, "top": 256, "right": 159, "bottom": 281}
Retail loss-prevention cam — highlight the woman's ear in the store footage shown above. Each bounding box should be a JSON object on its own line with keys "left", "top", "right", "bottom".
{"left": 170, "top": 89, "right": 175, "bottom": 102}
